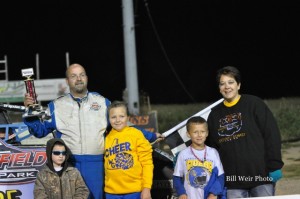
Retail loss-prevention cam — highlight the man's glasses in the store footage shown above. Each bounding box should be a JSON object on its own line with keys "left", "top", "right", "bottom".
{"left": 52, "top": 151, "right": 67, "bottom": 156}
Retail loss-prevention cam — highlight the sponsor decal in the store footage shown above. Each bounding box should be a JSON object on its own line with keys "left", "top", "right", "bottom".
{"left": 0, "top": 140, "right": 46, "bottom": 185}
{"left": 90, "top": 102, "right": 100, "bottom": 111}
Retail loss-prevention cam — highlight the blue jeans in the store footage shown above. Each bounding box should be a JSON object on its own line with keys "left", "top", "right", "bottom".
{"left": 227, "top": 184, "right": 274, "bottom": 198}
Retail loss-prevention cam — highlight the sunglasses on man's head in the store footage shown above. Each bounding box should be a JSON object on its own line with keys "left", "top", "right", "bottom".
{"left": 52, "top": 151, "right": 67, "bottom": 156}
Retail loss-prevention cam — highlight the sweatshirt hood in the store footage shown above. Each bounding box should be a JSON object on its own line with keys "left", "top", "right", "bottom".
{"left": 46, "top": 138, "right": 71, "bottom": 173}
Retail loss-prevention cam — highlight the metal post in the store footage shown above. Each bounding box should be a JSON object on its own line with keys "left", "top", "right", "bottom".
{"left": 35, "top": 53, "right": 40, "bottom": 80}
{"left": 66, "top": 52, "right": 70, "bottom": 68}
{"left": 122, "top": 0, "right": 140, "bottom": 115}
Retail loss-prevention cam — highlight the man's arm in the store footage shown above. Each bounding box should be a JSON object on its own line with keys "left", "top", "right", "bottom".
{"left": 23, "top": 94, "right": 55, "bottom": 138}
{"left": 134, "top": 126, "right": 164, "bottom": 143}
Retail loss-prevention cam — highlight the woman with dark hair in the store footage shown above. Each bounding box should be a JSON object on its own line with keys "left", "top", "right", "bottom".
{"left": 206, "top": 66, "right": 284, "bottom": 198}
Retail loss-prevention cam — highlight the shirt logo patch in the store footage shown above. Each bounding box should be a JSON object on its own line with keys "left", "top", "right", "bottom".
{"left": 90, "top": 102, "right": 101, "bottom": 111}
{"left": 218, "top": 112, "right": 242, "bottom": 136}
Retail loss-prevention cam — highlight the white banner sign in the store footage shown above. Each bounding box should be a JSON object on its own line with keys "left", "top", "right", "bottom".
{"left": 0, "top": 79, "right": 69, "bottom": 103}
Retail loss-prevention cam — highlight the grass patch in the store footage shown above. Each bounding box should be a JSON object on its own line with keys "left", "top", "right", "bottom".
{"left": 282, "top": 164, "right": 300, "bottom": 178}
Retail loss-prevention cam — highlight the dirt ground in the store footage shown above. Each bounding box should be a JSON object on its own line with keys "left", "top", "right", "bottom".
{"left": 275, "top": 141, "right": 300, "bottom": 195}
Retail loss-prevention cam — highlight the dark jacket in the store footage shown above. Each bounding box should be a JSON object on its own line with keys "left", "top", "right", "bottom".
{"left": 34, "top": 138, "right": 89, "bottom": 199}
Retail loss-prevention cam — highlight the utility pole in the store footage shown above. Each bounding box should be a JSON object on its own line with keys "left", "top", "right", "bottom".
{"left": 122, "top": 0, "right": 140, "bottom": 115}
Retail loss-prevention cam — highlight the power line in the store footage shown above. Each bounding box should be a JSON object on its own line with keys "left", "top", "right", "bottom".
{"left": 142, "top": 0, "right": 197, "bottom": 103}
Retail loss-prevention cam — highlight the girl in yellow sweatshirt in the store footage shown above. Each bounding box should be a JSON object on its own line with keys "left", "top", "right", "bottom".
{"left": 104, "top": 101, "right": 153, "bottom": 199}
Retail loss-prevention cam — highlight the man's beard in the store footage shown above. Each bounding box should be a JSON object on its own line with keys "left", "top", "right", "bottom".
{"left": 74, "top": 83, "right": 86, "bottom": 93}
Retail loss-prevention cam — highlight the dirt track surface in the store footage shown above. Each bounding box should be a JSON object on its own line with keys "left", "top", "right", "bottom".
{"left": 276, "top": 177, "right": 300, "bottom": 195}
{"left": 275, "top": 141, "right": 300, "bottom": 195}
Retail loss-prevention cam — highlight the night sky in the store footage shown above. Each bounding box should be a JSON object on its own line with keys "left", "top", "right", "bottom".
{"left": 0, "top": 1, "right": 299, "bottom": 104}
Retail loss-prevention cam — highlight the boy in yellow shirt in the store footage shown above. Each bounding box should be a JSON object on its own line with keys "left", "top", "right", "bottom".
{"left": 104, "top": 101, "right": 153, "bottom": 199}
